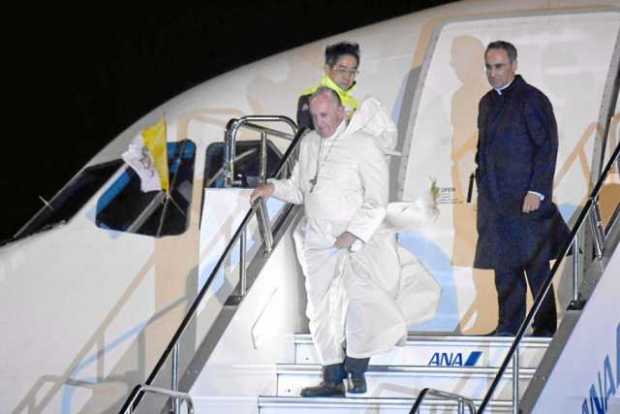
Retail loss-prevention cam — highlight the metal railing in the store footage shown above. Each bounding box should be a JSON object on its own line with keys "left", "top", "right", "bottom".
{"left": 409, "top": 388, "right": 477, "bottom": 414}
{"left": 477, "top": 136, "right": 620, "bottom": 413}
{"left": 122, "top": 385, "right": 194, "bottom": 414}
{"left": 223, "top": 115, "right": 297, "bottom": 187}
{"left": 118, "top": 120, "right": 304, "bottom": 414}
{"left": 408, "top": 138, "right": 619, "bottom": 413}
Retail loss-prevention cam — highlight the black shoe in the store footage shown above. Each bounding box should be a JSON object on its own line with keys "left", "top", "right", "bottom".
{"left": 493, "top": 330, "right": 515, "bottom": 337}
{"left": 486, "top": 327, "right": 516, "bottom": 336}
{"left": 300, "top": 381, "right": 345, "bottom": 397}
{"left": 300, "top": 363, "right": 346, "bottom": 398}
{"left": 346, "top": 374, "right": 367, "bottom": 394}
{"left": 531, "top": 329, "right": 555, "bottom": 337}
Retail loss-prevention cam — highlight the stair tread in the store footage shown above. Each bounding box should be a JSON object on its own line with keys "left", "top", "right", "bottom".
{"left": 294, "top": 333, "right": 551, "bottom": 347}
{"left": 276, "top": 363, "right": 535, "bottom": 379}
{"left": 258, "top": 395, "right": 513, "bottom": 407}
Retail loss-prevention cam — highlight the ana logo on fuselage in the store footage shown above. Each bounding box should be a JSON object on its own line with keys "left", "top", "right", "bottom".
{"left": 428, "top": 351, "right": 482, "bottom": 367}
{"left": 582, "top": 322, "right": 620, "bottom": 414}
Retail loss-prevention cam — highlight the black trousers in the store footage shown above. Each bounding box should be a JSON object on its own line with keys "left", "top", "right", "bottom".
{"left": 494, "top": 259, "right": 557, "bottom": 335}
{"left": 344, "top": 356, "right": 369, "bottom": 376}
{"left": 324, "top": 356, "right": 369, "bottom": 382}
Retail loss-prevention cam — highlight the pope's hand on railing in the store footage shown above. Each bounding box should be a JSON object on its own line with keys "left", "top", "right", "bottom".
{"left": 250, "top": 183, "right": 275, "bottom": 204}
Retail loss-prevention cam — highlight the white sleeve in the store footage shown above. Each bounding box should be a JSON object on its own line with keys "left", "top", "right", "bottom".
{"left": 527, "top": 190, "right": 545, "bottom": 201}
{"left": 268, "top": 140, "right": 308, "bottom": 205}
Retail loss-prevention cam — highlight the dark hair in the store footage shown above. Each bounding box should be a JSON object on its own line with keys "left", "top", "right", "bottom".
{"left": 309, "top": 86, "right": 342, "bottom": 107}
{"left": 325, "top": 41, "right": 360, "bottom": 67}
{"left": 486, "top": 40, "right": 518, "bottom": 62}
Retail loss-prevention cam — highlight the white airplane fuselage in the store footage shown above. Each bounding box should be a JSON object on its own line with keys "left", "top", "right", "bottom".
{"left": 1, "top": 1, "right": 619, "bottom": 413}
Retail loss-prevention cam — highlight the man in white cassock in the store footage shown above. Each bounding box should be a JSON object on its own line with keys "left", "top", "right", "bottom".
{"left": 250, "top": 87, "right": 410, "bottom": 397}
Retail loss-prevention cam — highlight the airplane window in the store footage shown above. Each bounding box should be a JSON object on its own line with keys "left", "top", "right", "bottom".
{"left": 95, "top": 139, "right": 196, "bottom": 237}
{"left": 203, "top": 139, "right": 283, "bottom": 188}
{"left": 5, "top": 159, "right": 125, "bottom": 244}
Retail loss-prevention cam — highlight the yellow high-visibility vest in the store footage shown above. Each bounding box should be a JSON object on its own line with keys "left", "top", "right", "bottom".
{"left": 302, "top": 75, "right": 359, "bottom": 111}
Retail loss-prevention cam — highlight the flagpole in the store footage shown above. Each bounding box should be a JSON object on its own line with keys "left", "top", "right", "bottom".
{"left": 156, "top": 140, "right": 188, "bottom": 237}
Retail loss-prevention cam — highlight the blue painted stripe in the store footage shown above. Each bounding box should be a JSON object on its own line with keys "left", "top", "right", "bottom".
{"left": 398, "top": 231, "right": 459, "bottom": 331}
{"left": 96, "top": 171, "right": 130, "bottom": 213}
{"left": 465, "top": 351, "right": 482, "bottom": 366}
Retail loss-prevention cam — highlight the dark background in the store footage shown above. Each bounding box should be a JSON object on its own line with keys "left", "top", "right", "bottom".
{"left": 2, "top": 1, "right": 456, "bottom": 241}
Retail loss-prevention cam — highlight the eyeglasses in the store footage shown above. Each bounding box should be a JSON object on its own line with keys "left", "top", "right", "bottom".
{"left": 331, "top": 65, "right": 359, "bottom": 76}
{"left": 485, "top": 63, "right": 509, "bottom": 71}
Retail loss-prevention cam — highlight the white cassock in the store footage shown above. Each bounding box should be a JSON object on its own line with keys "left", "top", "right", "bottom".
{"left": 270, "top": 98, "right": 439, "bottom": 365}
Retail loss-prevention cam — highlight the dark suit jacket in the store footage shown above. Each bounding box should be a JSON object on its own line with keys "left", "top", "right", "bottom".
{"left": 297, "top": 94, "right": 314, "bottom": 130}
{"left": 474, "top": 75, "right": 570, "bottom": 270}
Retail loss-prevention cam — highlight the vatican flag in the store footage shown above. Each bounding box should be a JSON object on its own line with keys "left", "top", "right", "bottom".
{"left": 142, "top": 117, "right": 169, "bottom": 192}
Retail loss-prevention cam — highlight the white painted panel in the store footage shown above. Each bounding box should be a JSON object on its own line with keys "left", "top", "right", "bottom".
{"left": 532, "top": 247, "right": 620, "bottom": 413}
{"left": 189, "top": 213, "right": 307, "bottom": 414}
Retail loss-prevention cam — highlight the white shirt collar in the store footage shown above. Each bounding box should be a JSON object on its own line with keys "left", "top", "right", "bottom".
{"left": 494, "top": 78, "right": 514, "bottom": 95}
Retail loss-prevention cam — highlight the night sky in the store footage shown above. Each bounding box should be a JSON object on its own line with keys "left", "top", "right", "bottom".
{"left": 2, "top": 1, "right": 456, "bottom": 241}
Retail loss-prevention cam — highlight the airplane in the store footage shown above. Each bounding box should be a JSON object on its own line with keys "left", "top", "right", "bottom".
{"left": 1, "top": 0, "right": 619, "bottom": 413}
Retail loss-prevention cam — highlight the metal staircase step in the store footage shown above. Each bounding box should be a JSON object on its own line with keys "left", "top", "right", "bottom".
{"left": 276, "top": 364, "right": 533, "bottom": 400}
{"left": 294, "top": 334, "right": 550, "bottom": 369}
{"left": 258, "top": 396, "right": 514, "bottom": 413}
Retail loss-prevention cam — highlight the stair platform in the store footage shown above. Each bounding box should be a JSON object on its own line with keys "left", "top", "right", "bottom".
{"left": 276, "top": 363, "right": 533, "bottom": 400}
{"left": 258, "top": 396, "right": 514, "bottom": 413}
{"left": 294, "top": 334, "right": 551, "bottom": 369}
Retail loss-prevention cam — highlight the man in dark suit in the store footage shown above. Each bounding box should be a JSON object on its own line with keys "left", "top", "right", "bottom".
{"left": 474, "top": 40, "right": 570, "bottom": 337}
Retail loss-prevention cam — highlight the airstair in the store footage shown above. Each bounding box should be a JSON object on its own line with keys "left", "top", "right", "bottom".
{"left": 117, "top": 110, "right": 620, "bottom": 413}
{"left": 257, "top": 335, "right": 549, "bottom": 413}
{"left": 119, "top": 10, "right": 620, "bottom": 414}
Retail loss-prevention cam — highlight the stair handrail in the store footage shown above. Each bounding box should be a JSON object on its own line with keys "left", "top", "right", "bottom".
{"left": 224, "top": 115, "right": 298, "bottom": 187}
{"left": 412, "top": 40, "right": 620, "bottom": 413}
{"left": 409, "top": 388, "right": 477, "bottom": 414}
{"left": 477, "top": 138, "right": 620, "bottom": 413}
{"left": 407, "top": 136, "right": 619, "bottom": 414}
{"left": 118, "top": 123, "right": 306, "bottom": 414}
{"left": 122, "top": 385, "right": 194, "bottom": 414}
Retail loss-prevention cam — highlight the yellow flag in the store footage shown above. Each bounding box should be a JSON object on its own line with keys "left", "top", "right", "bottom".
{"left": 142, "top": 117, "right": 169, "bottom": 192}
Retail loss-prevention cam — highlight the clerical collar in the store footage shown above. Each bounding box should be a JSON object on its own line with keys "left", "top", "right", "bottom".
{"left": 494, "top": 78, "right": 514, "bottom": 95}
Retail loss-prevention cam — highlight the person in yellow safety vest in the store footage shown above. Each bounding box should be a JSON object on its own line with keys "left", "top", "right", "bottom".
{"left": 297, "top": 42, "right": 360, "bottom": 130}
